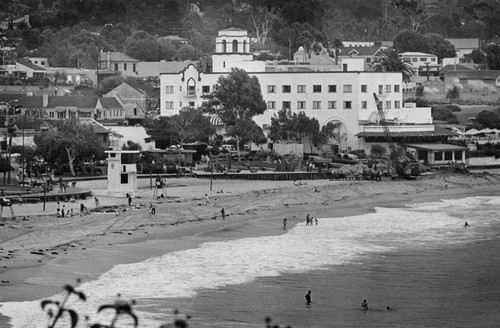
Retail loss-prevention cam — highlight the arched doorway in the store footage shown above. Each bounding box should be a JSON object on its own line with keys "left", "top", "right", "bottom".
{"left": 322, "top": 119, "right": 349, "bottom": 155}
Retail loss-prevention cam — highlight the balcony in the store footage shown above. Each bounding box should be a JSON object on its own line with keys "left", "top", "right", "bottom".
{"left": 185, "top": 90, "right": 197, "bottom": 98}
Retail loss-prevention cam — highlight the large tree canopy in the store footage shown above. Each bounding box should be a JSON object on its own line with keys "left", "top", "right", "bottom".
{"left": 203, "top": 68, "right": 267, "bottom": 156}
{"left": 203, "top": 68, "right": 267, "bottom": 124}
{"left": 144, "top": 107, "right": 214, "bottom": 149}
{"left": 34, "top": 120, "right": 103, "bottom": 176}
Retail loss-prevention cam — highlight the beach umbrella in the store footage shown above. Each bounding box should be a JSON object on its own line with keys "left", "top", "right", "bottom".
{"left": 464, "top": 128, "right": 480, "bottom": 135}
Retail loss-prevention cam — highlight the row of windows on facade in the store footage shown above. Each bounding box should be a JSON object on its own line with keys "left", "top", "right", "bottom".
{"left": 403, "top": 57, "right": 437, "bottom": 63}
{"left": 164, "top": 100, "right": 401, "bottom": 111}
{"left": 113, "top": 63, "right": 137, "bottom": 72}
{"left": 434, "top": 150, "right": 463, "bottom": 161}
{"left": 165, "top": 84, "right": 401, "bottom": 95}
{"left": 46, "top": 109, "right": 124, "bottom": 119}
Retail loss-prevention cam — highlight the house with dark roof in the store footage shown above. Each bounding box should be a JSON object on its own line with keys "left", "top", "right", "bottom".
{"left": 96, "top": 97, "right": 126, "bottom": 123}
{"left": 5, "top": 59, "right": 47, "bottom": 79}
{"left": 445, "top": 38, "right": 480, "bottom": 59}
{"left": 104, "top": 82, "right": 147, "bottom": 125}
{"left": 444, "top": 70, "right": 500, "bottom": 101}
{"left": 337, "top": 46, "right": 386, "bottom": 69}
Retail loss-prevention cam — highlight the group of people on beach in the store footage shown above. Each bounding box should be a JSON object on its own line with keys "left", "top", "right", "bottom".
{"left": 305, "top": 291, "right": 391, "bottom": 312}
{"left": 305, "top": 214, "right": 318, "bottom": 226}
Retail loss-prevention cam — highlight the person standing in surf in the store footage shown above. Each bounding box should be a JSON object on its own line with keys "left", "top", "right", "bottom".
{"left": 305, "top": 290, "right": 312, "bottom": 305}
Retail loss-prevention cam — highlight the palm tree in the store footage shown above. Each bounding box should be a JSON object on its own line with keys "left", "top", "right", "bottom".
{"left": 372, "top": 48, "right": 413, "bottom": 84}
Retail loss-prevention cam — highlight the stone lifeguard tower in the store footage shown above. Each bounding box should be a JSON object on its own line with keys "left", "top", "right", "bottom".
{"left": 97, "top": 150, "right": 140, "bottom": 197}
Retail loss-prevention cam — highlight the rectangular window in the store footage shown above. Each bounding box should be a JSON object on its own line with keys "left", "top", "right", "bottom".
{"left": 395, "top": 101, "right": 401, "bottom": 109}
{"left": 282, "top": 101, "right": 291, "bottom": 109}
{"left": 431, "top": 57, "right": 436, "bottom": 62}
{"left": 361, "top": 101, "right": 367, "bottom": 109}
{"left": 165, "top": 101, "right": 174, "bottom": 110}
{"left": 454, "top": 151, "right": 463, "bottom": 161}
{"left": 378, "top": 85, "right": 383, "bottom": 94}
{"left": 328, "top": 101, "right": 336, "bottom": 109}
{"left": 49, "top": 112, "right": 54, "bottom": 118}
{"left": 267, "top": 85, "right": 276, "bottom": 93}
{"left": 385, "top": 85, "right": 391, "bottom": 93}
{"left": 179, "top": 86, "right": 182, "bottom": 92}
{"left": 202, "top": 85, "right": 210, "bottom": 93}
{"left": 189, "top": 102, "right": 195, "bottom": 107}
{"left": 328, "top": 85, "right": 337, "bottom": 93}
{"left": 297, "top": 101, "right": 306, "bottom": 109}
{"left": 343, "top": 101, "right": 352, "bottom": 109}
{"left": 361, "top": 85, "right": 367, "bottom": 93}
{"left": 412, "top": 57, "right": 418, "bottom": 62}
{"left": 121, "top": 173, "right": 129, "bottom": 184}
{"left": 57, "top": 111, "right": 66, "bottom": 119}
{"left": 297, "top": 85, "right": 306, "bottom": 93}
{"left": 394, "top": 85, "right": 400, "bottom": 93}
{"left": 343, "top": 85, "right": 352, "bottom": 93}
{"left": 114, "top": 63, "right": 118, "bottom": 70}
{"left": 385, "top": 101, "right": 391, "bottom": 109}
{"left": 165, "top": 86, "right": 174, "bottom": 94}
{"left": 124, "top": 63, "right": 127, "bottom": 71}
{"left": 282, "top": 85, "right": 291, "bottom": 93}
{"left": 313, "top": 85, "right": 322, "bottom": 93}
{"left": 313, "top": 101, "right": 321, "bottom": 109}
{"left": 133, "top": 63, "right": 136, "bottom": 72}
{"left": 444, "top": 151, "right": 453, "bottom": 161}
{"left": 434, "top": 152, "right": 443, "bottom": 161}
{"left": 366, "top": 58, "right": 372, "bottom": 63}
{"left": 420, "top": 57, "right": 427, "bottom": 61}
{"left": 267, "top": 101, "right": 276, "bottom": 109}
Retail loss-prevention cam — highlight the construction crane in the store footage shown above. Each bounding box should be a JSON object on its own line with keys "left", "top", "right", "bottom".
{"left": 373, "top": 93, "right": 418, "bottom": 179}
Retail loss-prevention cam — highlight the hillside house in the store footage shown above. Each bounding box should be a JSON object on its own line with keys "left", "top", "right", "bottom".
{"left": 444, "top": 70, "right": 500, "bottom": 101}
{"left": 98, "top": 51, "right": 138, "bottom": 81}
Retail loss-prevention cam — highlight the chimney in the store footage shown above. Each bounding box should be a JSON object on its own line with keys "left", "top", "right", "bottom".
{"left": 42, "top": 93, "right": 48, "bottom": 107}
{"left": 106, "top": 52, "right": 111, "bottom": 69}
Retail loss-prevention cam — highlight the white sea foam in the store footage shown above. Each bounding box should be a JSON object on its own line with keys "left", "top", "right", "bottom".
{"left": 1, "top": 196, "right": 499, "bottom": 328}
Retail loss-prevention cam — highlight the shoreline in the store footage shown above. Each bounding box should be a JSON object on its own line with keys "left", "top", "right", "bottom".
{"left": 1, "top": 172, "right": 500, "bottom": 326}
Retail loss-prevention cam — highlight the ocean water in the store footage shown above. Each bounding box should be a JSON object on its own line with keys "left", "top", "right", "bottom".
{"left": 1, "top": 195, "right": 499, "bottom": 328}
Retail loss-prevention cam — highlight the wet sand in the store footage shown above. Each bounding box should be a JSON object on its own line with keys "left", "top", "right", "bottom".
{"left": 1, "top": 171, "right": 499, "bottom": 326}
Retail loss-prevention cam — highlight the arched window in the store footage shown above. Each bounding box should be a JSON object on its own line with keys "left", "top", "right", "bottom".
{"left": 222, "top": 40, "right": 227, "bottom": 53}
{"left": 232, "top": 40, "right": 238, "bottom": 52}
{"left": 243, "top": 40, "right": 247, "bottom": 53}
{"left": 187, "top": 78, "right": 196, "bottom": 96}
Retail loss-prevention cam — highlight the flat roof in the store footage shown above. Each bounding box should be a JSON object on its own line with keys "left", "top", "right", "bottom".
{"left": 405, "top": 143, "right": 467, "bottom": 151}
{"left": 356, "top": 126, "right": 457, "bottom": 138}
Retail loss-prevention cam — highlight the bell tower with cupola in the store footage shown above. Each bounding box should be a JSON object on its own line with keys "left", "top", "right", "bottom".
{"left": 212, "top": 27, "right": 265, "bottom": 73}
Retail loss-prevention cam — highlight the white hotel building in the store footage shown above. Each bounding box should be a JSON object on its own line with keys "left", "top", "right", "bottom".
{"left": 160, "top": 28, "right": 436, "bottom": 154}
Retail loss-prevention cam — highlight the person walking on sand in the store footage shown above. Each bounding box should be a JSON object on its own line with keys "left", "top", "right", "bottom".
{"left": 283, "top": 218, "right": 287, "bottom": 230}
{"left": 127, "top": 193, "right": 132, "bottom": 206}
{"left": 306, "top": 214, "right": 310, "bottom": 226}
{"left": 315, "top": 217, "right": 318, "bottom": 225}
{"left": 305, "top": 290, "right": 312, "bottom": 305}
{"left": 94, "top": 197, "right": 100, "bottom": 209}
{"left": 221, "top": 207, "right": 225, "bottom": 220}
{"left": 205, "top": 193, "right": 210, "bottom": 206}
{"left": 361, "top": 300, "right": 368, "bottom": 310}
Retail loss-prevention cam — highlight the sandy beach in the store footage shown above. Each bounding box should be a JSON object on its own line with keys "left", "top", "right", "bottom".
{"left": 1, "top": 170, "right": 500, "bottom": 327}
